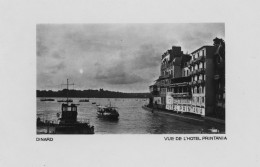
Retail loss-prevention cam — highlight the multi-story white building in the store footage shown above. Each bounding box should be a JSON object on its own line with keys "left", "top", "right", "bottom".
{"left": 189, "top": 46, "right": 217, "bottom": 116}
{"left": 149, "top": 41, "right": 225, "bottom": 119}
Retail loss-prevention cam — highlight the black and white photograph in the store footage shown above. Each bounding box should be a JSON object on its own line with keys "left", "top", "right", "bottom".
{"left": 37, "top": 23, "right": 225, "bottom": 134}
{"left": 1, "top": 0, "right": 260, "bottom": 167}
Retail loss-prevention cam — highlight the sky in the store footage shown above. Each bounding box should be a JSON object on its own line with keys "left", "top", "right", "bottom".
{"left": 37, "top": 23, "right": 225, "bottom": 92}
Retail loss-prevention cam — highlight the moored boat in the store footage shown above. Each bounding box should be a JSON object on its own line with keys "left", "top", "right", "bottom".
{"left": 37, "top": 79, "right": 94, "bottom": 134}
{"left": 79, "top": 99, "right": 89, "bottom": 102}
{"left": 40, "top": 98, "right": 55, "bottom": 101}
{"left": 57, "top": 99, "right": 73, "bottom": 102}
{"left": 97, "top": 105, "right": 119, "bottom": 120}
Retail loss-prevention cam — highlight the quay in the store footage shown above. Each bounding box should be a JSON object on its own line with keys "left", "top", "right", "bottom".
{"left": 142, "top": 105, "right": 225, "bottom": 133}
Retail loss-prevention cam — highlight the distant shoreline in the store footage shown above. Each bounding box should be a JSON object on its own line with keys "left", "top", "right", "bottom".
{"left": 37, "top": 89, "right": 151, "bottom": 98}
{"left": 37, "top": 97, "right": 149, "bottom": 99}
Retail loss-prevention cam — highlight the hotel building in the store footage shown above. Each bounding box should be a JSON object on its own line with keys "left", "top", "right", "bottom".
{"left": 149, "top": 39, "right": 225, "bottom": 119}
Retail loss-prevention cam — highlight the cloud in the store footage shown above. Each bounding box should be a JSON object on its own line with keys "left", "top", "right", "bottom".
{"left": 37, "top": 23, "right": 225, "bottom": 92}
{"left": 52, "top": 51, "right": 65, "bottom": 59}
{"left": 48, "top": 62, "right": 66, "bottom": 74}
{"left": 95, "top": 62, "right": 145, "bottom": 85}
{"left": 131, "top": 44, "right": 164, "bottom": 70}
{"left": 37, "top": 36, "right": 48, "bottom": 57}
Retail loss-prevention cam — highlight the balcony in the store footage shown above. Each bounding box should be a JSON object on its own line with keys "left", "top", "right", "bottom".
{"left": 159, "top": 73, "right": 173, "bottom": 79}
{"left": 161, "top": 62, "right": 173, "bottom": 70}
{"left": 171, "top": 92, "right": 191, "bottom": 98}
{"left": 197, "top": 79, "right": 205, "bottom": 85}
{"left": 190, "top": 56, "right": 205, "bottom": 66}
{"left": 190, "top": 68, "right": 205, "bottom": 76}
{"left": 190, "top": 70, "right": 197, "bottom": 76}
{"left": 197, "top": 68, "right": 205, "bottom": 74}
{"left": 191, "top": 81, "right": 198, "bottom": 85}
{"left": 194, "top": 56, "right": 205, "bottom": 64}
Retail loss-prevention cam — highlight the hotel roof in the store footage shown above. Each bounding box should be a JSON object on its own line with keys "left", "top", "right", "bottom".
{"left": 190, "top": 45, "right": 215, "bottom": 54}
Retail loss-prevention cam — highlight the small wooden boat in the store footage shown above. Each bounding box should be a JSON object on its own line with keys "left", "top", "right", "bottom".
{"left": 40, "top": 98, "right": 55, "bottom": 101}
{"left": 57, "top": 99, "right": 73, "bottom": 102}
{"left": 79, "top": 99, "right": 89, "bottom": 102}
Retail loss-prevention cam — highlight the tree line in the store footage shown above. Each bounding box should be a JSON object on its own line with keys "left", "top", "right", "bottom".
{"left": 37, "top": 89, "right": 151, "bottom": 98}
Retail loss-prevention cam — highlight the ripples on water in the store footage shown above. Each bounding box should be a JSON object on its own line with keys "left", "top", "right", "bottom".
{"left": 37, "top": 98, "right": 222, "bottom": 134}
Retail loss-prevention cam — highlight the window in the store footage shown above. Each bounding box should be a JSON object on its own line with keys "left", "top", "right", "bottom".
{"left": 202, "top": 97, "right": 204, "bottom": 103}
{"left": 199, "top": 74, "right": 202, "bottom": 80}
{"left": 199, "top": 62, "right": 203, "bottom": 69}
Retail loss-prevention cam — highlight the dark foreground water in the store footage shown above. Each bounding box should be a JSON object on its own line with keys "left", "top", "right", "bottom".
{"left": 37, "top": 98, "right": 224, "bottom": 134}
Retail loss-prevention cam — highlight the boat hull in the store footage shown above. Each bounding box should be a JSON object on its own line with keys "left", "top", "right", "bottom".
{"left": 37, "top": 122, "right": 94, "bottom": 134}
{"left": 97, "top": 113, "right": 119, "bottom": 120}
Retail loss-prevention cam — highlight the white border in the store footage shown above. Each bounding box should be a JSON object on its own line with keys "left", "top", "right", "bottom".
{"left": 1, "top": 0, "right": 260, "bottom": 166}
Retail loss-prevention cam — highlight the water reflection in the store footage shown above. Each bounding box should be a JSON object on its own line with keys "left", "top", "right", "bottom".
{"left": 37, "top": 98, "right": 224, "bottom": 134}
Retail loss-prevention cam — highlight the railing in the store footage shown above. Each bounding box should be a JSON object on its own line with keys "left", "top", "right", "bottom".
{"left": 190, "top": 79, "right": 205, "bottom": 85}
{"left": 190, "top": 68, "right": 205, "bottom": 76}
{"left": 171, "top": 92, "right": 191, "bottom": 98}
{"left": 194, "top": 55, "right": 205, "bottom": 64}
{"left": 77, "top": 118, "right": 90, "bottom": 124}
{"left": 161, "top": 62, "right": 173, "bottom": 69}
{"left": 159, "top": 73, "right": 173, "bottom": 79}
{"left": 197, "top": 79, "right": 205, "bottom": 84}
{"left": 189, "top": 56, "right": 205, "bottom": 66}
{"left": 197, "top": 68, "right": 205, "bottom": 74}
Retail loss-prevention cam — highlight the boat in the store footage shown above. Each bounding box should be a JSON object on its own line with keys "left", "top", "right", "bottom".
{"left": 40, "top": 98, "right": 55, "bottom": 101}
{"left": 97, "top": 105, "right": 119, "bottom": 120}
{"left": 37, "top": 79, "right": 94, "bottom": 134}
{"left": 57, "top": 99, "right": 73, "bottom": 102}
{"left": 92, "top": 102, "right": 96, "bottom": 104}
{"left": 79, "top": 99, "right": 89, "bottom": 102}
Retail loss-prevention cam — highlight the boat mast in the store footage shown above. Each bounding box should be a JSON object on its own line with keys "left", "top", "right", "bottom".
{"left": 67, "top": 78, "right": 69, "bottom": 105}
{"left": 61, "top": 78, "right": 74, "bottom": 104}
